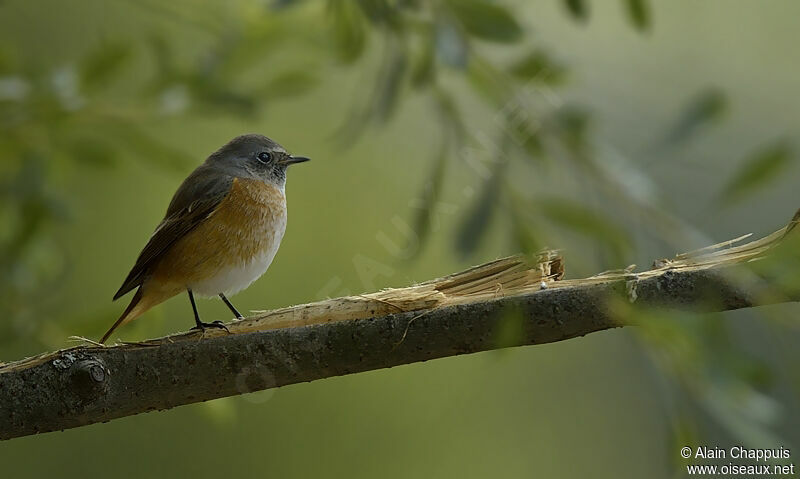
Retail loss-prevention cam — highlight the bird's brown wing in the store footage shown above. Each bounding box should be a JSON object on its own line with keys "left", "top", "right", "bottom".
{"left": 113, "top": 167, "right": 234, "bottom": 300}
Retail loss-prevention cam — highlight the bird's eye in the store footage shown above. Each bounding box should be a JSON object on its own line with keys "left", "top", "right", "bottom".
{"left": 257, "top": 152, "right": 272, "bottom": 164}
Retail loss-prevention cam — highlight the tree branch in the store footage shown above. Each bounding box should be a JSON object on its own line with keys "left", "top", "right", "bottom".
{"left": 1, "top": 214, "right": 798, "bottom": 440}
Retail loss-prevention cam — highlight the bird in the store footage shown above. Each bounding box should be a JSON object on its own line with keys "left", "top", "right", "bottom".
{"left": 100, "top": 134, "right": 309, "bottom": 343}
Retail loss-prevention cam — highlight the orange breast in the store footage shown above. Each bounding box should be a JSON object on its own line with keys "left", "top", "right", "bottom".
{"left": 150, "top": 178, "right": 287, "bottom": 294}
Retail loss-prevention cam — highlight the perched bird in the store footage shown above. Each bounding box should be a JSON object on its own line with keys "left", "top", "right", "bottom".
{"left": 101, "top": 134, "right": 309, "bottom": 343}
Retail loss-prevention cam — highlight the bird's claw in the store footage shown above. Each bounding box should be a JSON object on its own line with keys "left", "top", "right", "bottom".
{"left": 191, "top": 320, "right": 230, "bottom": 334}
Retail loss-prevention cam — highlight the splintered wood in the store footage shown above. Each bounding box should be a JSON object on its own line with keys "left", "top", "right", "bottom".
{"left": 216, "top": 250, "right": 565, "bottom": 336}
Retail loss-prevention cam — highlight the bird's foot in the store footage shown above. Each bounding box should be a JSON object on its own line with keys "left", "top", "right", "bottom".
{"left": 191, "top": 320, "right": 230, "bottom": 334}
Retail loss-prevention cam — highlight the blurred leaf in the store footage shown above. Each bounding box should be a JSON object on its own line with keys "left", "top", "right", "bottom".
{"left": 517, "top": 128, "right": 544, "bottom": 159}
{"left": 467, "top": 56, "right": 510, "bottom": 107}
{"left": 553, "top": 107, "right": 591, "bottom": 159}
{"left": 0, "top": 156, "right": 65, "bottom": 264}
{"left": 700, "top": 380, "right": 783, "bottom": 449}
{"left": 66, "top": 138, "right": 116, "bottom": 168}
{"left": 183, "top": 61, "right": 257, "bottom": 116}
{"left": 495, "top": 101, "right": 546, "bottom": 160}
{"left": 130, "top": 0, "right": 222, "bottom": 34}
{"left": 262, "top": 70, "right": 319, "bottom": 98}
{"left": 197, "top": 87, "right": 257, "bottom": 116}
{"left": 372, "top": 43, "right": 407, "bottom": 122}
{"left": 447, "top": 0, "right": 523, "bottom": 44}
{"left": 411, "top": 31, "right": 436, "bottom": 87}
{"left": 410, "top": 141, "right": 448, "bottom": 254}
{"left": 356, "top": 0, "right": 395, "bottom": 25}
{"left": 669, "top": 417, "right": 700, "bottom": 471}
{"left": 211, "top": 29, "right": 288, "bottom": 80}
{"left": 700, "top": 318, "right": 773, "bottom": 390}
{"left": 148, "top": 35, "right": 175, "bottom": 84}
{"left": 456, "top": 160, "right": 504, "bottom": 257}
{"left": 80, "top": 43, "right": 132, "bottom": 91}
{"left": 510, "top": 218, "right": 544, "bottom": 254}
{"left": 633, "top": 307, "right": 785, "bottom": 449}
{"left": 100, "top": 120, "right": 192, "bottom": 171}
{"left": 509, "top": 50, "right": 567, "bottom": 84}
{"left": 563, "top": 0, "right": 588, "bottom": 21}
{"left": 539, "top": 198, "right": 631, "bottom": 265}
{"left": 435, "top": 19, "right": 469, "bottom": 69}
{"left": 661, "top": 89, "right": 727, "bottom": 147}
{"left": 624, "top": 0, "right": 651, "bottom": 31}
{"left": 329, "top": 0, "right": 367, "bottom": 63}
{"left": 432, "top": 88, "right": 466, "bottom": 140}
{"left": 731, "top": 353, "right": 773, "bottom": 390}
{"left": 508, "top": 193, "right": 545, "bottom": 254}
{"left": 398, "top": 0, "right": 421, "bottom": 10}
{"left": 719, "top": 143, "right": 793, "bottom": 204}
{"left": 271, "top": 0, "right": 304, "bottom": 10}
{"left": 748, "top": 230, "right": 800, "bottom": 297}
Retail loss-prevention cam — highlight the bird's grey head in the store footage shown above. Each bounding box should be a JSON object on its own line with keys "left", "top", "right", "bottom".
{"left": 205, "top": 134, "right": 309, "bottom": 187}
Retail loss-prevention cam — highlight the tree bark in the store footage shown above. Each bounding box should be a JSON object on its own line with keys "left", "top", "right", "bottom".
{"left": 0, "top": 217, "right": 797, "bottom": 441}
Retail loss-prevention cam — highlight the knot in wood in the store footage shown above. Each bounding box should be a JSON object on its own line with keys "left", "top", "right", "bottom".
{"left": 70, "top": 358, "right": 109, "bottom": 392}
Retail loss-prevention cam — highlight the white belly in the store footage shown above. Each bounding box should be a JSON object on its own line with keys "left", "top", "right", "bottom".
{"left": 189, "top": 215, "right": 286, "bottom": 297}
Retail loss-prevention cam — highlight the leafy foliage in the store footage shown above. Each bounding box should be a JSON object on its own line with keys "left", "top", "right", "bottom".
{"left": 720, "top": 143, "right": 793, "bottom": 204}
{"left": 563, "top": 0, "right": 589, "bottom": 22}
{"left": 661, "top": 88, "right": 728, "bottom": 147}
{"left": 624, "top": 0, "right": 651, "bottom": 31}
{"left": 446, "top": 0, "right": 523, "bottom": 43}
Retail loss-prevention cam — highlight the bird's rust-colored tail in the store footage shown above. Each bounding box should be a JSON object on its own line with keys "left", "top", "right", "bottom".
{"left": 101, "top": 288, "right": 145, "bottom": 344}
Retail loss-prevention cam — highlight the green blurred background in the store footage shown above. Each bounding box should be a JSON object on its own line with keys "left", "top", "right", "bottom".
{"left": 1, "top": 0, "right": 799, "bottom": 477}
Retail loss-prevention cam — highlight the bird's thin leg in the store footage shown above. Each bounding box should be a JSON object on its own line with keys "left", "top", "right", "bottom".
{"left": 219, "top": 293, "right": 244, "bottom": 319}
{"left": 188, "top": 289, "right": 229, "bottom": 333}
{"left": 188, "top": 289, "right": 202, "bottom": 327}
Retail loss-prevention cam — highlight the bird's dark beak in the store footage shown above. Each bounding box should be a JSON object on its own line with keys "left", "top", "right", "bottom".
{"left": 281, "top": 156, "right": 310, "bottom": 166}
